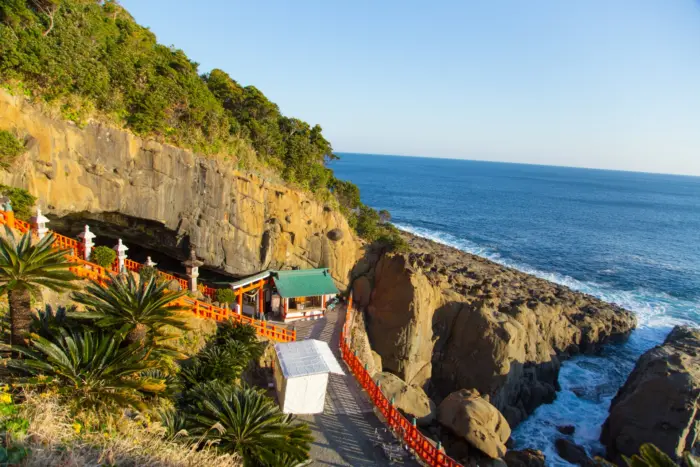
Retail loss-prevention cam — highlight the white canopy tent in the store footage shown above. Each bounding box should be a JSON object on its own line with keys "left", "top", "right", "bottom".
{"left": 273, "top": 339, "right": 345, "bottom": 414}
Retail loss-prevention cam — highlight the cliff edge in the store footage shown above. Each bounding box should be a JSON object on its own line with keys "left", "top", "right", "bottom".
{"left": 0, "top": 90, "right": 361, "bottom": 285}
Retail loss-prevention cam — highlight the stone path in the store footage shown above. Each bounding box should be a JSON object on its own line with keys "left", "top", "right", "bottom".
{"left": 292, "top": 308, "right": 419, "bottom": 466}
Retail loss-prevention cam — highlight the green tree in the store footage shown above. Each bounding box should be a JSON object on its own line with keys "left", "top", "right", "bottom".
{"left": 186, "top": 382, "right": 312, "bottom": 466}
{"left": 215, "top": 288, "right": 236, "bottom": 305}
{"left": 0, "top": 230, "right": 77, "bottom": 346}
{"left": 71, "top": 272, "right": 187, "bottom": 346}
{"left": 90, "top": 245, "right": 116, "bottom": 268}
{"left": 8, "top": 327, "right": 166, "bottom": 413}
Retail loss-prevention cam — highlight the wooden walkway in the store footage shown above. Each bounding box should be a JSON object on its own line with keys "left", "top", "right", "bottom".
{"left": 293, "top": 308, "right": 419, "bottom": 466}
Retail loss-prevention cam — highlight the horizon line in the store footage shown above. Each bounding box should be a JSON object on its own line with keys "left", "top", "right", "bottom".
{"left": 334, "top": 151, "right": 700, "bottom": 179}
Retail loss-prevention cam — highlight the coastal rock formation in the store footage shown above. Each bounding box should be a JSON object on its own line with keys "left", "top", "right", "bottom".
{"left": 375, "top": 372, "right": 436, "bottom": 426}
{"left": 354, "top": 234, "right": 636, "bottom": 427}
{"left": 0, "top": 90, "right": 360, "bottom": 285}
{"left": 437, "top": 389, "right": 511, "bottom": 459}
{"left": 503, "top": 449, "right": 546, "bottom": 467}
{"left": 601, "top": 325, "right": 700, "bottom": 463}
{"left": 554, "top": 438, "right": 593, "bottom": 467}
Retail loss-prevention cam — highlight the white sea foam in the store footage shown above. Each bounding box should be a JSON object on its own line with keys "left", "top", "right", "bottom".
{"left": 395, "top": 222, "right": 698, "bottom": 465}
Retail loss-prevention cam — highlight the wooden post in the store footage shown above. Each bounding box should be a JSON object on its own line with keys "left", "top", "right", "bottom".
{"left": 283, "top": 298, "right": 288, "bottom": 321}
{"left": 258, "top": 282, "right": 264, "bottom": 317}
{"left": 322, "top": 294, "right": 326, "bottom": 310}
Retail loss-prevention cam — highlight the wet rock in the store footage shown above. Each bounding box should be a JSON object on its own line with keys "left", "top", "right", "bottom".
{"left": 438, "top": 389, "right": 511, "bottom": 459}
{"left": 555, "top": 438, "right": 593, "bottom": 466}
{"left": 504, "top": 449, "right": 546, "bottom": 467}
{"left": 601, "top": 325, "right": 700, "bottom": 463}
{"left": 557, "top": 425, "right": 576, "bottom": 435}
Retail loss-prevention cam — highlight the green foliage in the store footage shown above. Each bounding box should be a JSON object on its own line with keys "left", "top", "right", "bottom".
{"left": 184, "top": 381, "right": 312, "bottom": 467}
{"left": 0, "top": 230, "right": 77, "bottom": 297}
{"left": 31, "top": 304, "right": 82, "bottom": 338}
{"left": 0, "top": 129, "right": 24, "bottom": 170}
{"left": 215, "top": 288, "right": 235, "bottom": 305}
{"left": 70, "top": 272, "right": 187, "bottom": 345}
{"left": 0, "top": 230, "right": 77, "bottom": 345}
{"left": 622, "top": 444, "right": 681, "bottom": 467}
{"left": 89, "top": 246, "right": 116, "bottom": 268}
{"left": 179, "top": 321, "right": 263, "bottom": 391}
{"left": 138, "top": 265, "right": 157, "bottom": 283}
{"left": 0, "top": 445, "right": 29, "bottom": 465}
{"left": 8, "top": 328, "right": 167, "bottom": 413}
{"left": 0, "top": 184, "right": 36, "bottom": 220}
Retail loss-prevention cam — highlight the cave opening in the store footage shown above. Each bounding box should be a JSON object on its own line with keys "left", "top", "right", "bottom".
{"left": 47, "top": 211, "right": 237, "bottom": 285}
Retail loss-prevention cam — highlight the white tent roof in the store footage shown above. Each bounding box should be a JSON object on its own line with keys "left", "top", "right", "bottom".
{"left": 274, "top": 339, "right": 345, "bottom": 378}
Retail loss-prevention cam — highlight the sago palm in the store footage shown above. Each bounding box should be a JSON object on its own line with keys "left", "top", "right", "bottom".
{"left": 9, "top": 328, "right": 167, "bottom": 412}
{"left": 71, "top": 272, "right": 187, "bottom": 346}
{"left": 0, "top": 230, "right": 77, "bottom": 346}
{"left": 186, "top": 381, "right": 312, "bottom": 467}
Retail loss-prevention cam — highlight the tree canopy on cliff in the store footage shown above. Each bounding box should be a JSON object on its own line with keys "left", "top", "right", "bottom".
{"left": 0, "top": 0, "right": 407, "bottom": 250}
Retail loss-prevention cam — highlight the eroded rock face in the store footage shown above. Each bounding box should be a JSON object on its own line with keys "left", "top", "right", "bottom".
{"left": 0, "top": 90, "right": 360, "bottom": 285}
{"left": 601, "top": 325, "right": 700, "bottom": 463}
{"left": 354, "top": 234, "right": 636, "bottom": 427}
{"left": 437, "top": 389, "right": 511, "bottom": 459}
{"left": 365, "top": 254, "right": 440, "bottom": 387}
{"left": 375, "top": 372, "right": 436, "bottom": 426}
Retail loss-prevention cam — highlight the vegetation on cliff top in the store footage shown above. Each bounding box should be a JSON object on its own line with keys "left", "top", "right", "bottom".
{"left": 0, "top": 0, "right": 407, "bottom": 251}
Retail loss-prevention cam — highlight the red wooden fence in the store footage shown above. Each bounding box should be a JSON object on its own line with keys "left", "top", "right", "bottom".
{"left": 340, "top": 308, "right": 462, "bottom": 467}
{"left": 0, "top": 213, "right": 295, "bottom": 343}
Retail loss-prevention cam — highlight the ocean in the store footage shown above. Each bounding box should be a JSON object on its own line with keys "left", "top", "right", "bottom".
{"left": 330, "top": 153, "right": 700, "bottom": 466}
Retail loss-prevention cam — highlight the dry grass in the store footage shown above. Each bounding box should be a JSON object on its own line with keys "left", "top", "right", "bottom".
{"left": 10, "top": 392, "right": 241, "bottom": 467}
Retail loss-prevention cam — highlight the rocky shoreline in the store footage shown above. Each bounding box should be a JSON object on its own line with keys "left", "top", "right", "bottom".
{"left": 350, "top": 232, "right": 638, "bottom": 463}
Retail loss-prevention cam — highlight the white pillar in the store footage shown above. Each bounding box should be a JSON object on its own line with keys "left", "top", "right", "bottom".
{"left": 145, "top": 256, "right": 157, "bottom": 267}
{"left": 113, "top": 239, "right": 129, "bottom": 273}
{"left": 78, "top": 225, "right": 96, "bottom": 261}
{"left": 187, "top": 265, "right": 199, "bottom": 292}
{"left": 30, "top": 207, "right": 50, "bottom": 239}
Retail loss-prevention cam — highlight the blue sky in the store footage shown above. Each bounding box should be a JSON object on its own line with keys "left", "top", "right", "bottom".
{"left": 120, "top": 1, "right": 700, "bottom": 176}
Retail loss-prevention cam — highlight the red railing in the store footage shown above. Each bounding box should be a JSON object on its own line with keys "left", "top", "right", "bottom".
{"left": 198, "top": 283, "right": 217, "bottom": 300}
{"left": 0, "top": 213, "right": 296, "bottom": 343}
{"left": 340, "top": 308, "right": 461, "bottom": 467}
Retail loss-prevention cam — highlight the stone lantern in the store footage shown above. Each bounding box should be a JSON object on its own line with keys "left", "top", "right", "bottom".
{"left": 182, "top": 248, "right": 203, "bottom": 292}
{"left": 145, "top": 256, "right": 157, "bottom": 267}
{"left": 30, "top": 207, "right": 50, "bottom": 239}
{"left": 113, "top": 238, "right": 129, "bottom": 273}
{"left": 78, "top": 225, "right": 96, "bottom": 261}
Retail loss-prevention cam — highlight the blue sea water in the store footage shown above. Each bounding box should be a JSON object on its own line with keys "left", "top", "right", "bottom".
{"left": 330, "top": 153, "right": 700, "bottom": 465}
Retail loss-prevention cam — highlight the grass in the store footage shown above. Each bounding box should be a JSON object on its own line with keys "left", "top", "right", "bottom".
{"left": 7, "top": 391, "right": 241, "bottom": 467}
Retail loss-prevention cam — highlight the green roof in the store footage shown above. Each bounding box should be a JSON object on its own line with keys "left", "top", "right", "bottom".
{"left": 272, "top": 268, "right": 338, "bottom": 298}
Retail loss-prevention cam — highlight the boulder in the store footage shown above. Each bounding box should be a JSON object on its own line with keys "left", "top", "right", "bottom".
{"left": 375, "top": 372, "right": 436, "bottom": 426}
{"left": 557, "top": 425, "right": 576, "bottom": 436}
{"left": 437, "top": 389, "right": 511, "bottom": 459}
{"left": 346, "top": 309, "right": 381, "bottom": 376}
{"left": 327, "top": 228, "right": 343, "bottom": 241}
{"left": 504, "top": 449, "right": 546, "bottom": 467}
{"left": 601, "top": 326, "right": 700, "bottom": 463}
{"left": 555, "top": 438, "right": 593, "bottom": 466}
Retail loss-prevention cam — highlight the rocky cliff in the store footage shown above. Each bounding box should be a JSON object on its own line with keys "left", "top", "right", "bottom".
{"left": 352, "top": 234, "right": 636, "bottom": 428}
{"left": 601, "top": 325, "right": 699, "bottom": 463}
{"left": 0, "top": 90, "right": 361, "bottom": 285}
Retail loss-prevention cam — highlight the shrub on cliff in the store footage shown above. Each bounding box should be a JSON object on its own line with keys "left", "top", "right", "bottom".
{"left": 0, "top": 184, "right": 35, "bottom": 220}
{"left": 89, "top": 246, "right": 116, "bottom": 268}
{"left": 0, "top": 130, "right": 24, "bottom": 169}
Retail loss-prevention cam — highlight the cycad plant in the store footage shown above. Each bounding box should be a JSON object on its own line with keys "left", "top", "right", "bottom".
{"left": 186, "top": 381, "right": 312, "bottom": 467}
{"left": 71, "top": 272, "right": 187, "bottom": 346}
{"left": 0, "top": 230, "right": 77, "bottom": 346}
{"left": 8, "top": 328, "right": 167, "bottom": 413}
